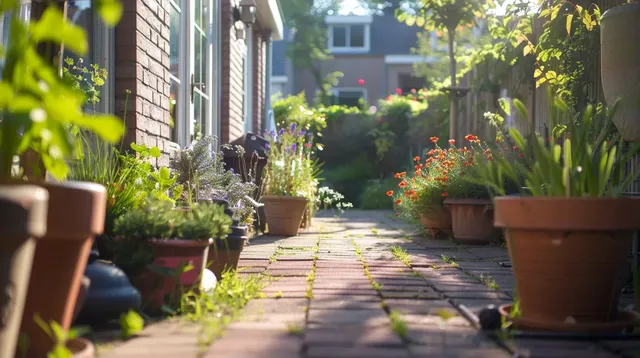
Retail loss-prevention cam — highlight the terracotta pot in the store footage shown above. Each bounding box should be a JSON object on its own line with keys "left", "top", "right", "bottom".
{"left": 601, "top": 2, "right": 640, "bottom": 141}
{"left": 71, "top": 276, "right": 91, "bottom": 323}
{"left": 262, "top": 196, "right": 309, "bottom": 236}
{"left": 419, "top": 206, "right": 452, "bottom": 237}
{"left": 135, "top": 239, "right": 210, "bottom": 312}
{"left": 300, "top": 204, "right": 313, "bottom": 229}
{"left": 494, "top": 197, "right": 640, "bottom": 327}
{"left": 66, "top": 337, "right": 95, "bottom": 358}
{"left": 0, "top": 186, "right": 48, "bottom": 358}
{"left": 20, "top": 182, "right": 106, "bottom": 358}
{"left": 444, "top": 198, "right": 498, "bottom": 244}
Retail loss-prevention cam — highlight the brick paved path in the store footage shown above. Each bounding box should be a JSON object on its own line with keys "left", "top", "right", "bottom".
{"left": 100, "top": 210, "right": 639, "bottom": 358}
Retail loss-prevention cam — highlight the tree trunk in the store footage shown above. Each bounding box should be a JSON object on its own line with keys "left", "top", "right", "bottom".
{"left": 447, "top": 27, "right": 457, "bottom": 141}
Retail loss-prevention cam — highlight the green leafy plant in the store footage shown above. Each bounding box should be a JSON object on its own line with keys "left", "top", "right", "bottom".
{"left": 315, "top": 186, "right": 353, "bottom": 216}
{"left": 0, "top": 0, "right": 124, "bottom": 179}
{"left": 32, "top": 315, "right": 90, "bottom": 358}
{"left": 62, "top": 57, "right": 108, "bottom": 109}
{"left": 119, "top": 310, "right": 144, "bottom": 339}
{"left": 177, "top": 202, "right": 232, "bottom": 240}
{"left": 471, "top": 96, "right": 640, "bottom": 197}
{"left": 113, "top": 198, "right": 177, "bottom": 239}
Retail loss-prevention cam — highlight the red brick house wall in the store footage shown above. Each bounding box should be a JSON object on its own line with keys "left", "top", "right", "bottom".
{"left": 114, "top": 0, "right": 172, "bottom": 166}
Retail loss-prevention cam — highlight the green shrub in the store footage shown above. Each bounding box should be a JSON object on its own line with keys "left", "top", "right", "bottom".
{"left": 359, "top": 178, "right": 396, "bottom": 210}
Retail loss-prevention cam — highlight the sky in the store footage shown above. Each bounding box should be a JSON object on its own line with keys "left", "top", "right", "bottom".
{"left": 336, "top": 0, "right": 539, "bottom": 16}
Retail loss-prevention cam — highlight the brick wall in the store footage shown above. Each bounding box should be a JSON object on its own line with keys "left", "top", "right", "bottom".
{"left": 114, "top": 0, "right": 172, "bottom": 166}
{"left": 220, "top": 0, "right": 245, "bottom": 144}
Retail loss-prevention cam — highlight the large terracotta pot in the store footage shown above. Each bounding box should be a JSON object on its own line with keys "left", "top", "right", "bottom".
{"left": 262, "top": 196, "right": 309, "bottom": 236}
{"left": 444, "top": 198, "right": 498, "bottom": 244}
{"left": 419, "top": 206, "right": 452, "bottom": 238}
{"left": 601, "top": 2, "right": 640, "bottom": 141}
{"left": 20, "top": 182, "right": 106, "bottom": 358}
{"left": 0, "top": 186, "right": 48, "bottom": 358}
{"left": 134, "top": 239, "right": 210, "bottom": 312}
{"left": 494, "top": 197, "right": 640, "bottom": 329}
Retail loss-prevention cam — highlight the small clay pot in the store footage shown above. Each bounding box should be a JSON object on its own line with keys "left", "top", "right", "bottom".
{"left": 66, "top": 337, "right": 95, "bottom": 358}
{"left": 444, "top": 198, "right": 499, "bottom": 244}
{"left": 419, "top": 206, "right": 452, "bottom": 238}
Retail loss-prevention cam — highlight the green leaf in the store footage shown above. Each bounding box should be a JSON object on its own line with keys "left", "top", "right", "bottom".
{"left": 95, "top": 0, "right": 123, "bottom": 27}
{"left": 150, "top": 146, "right": 162, "bottom": 158}
{"left": 416, "top": 16, "right": 425, "bottom": 28}
{"left": 533, "top": 69, "right": 542, "bottom": 78}
{"left": 30, "top": 7, "right": 88, "bottom": 56}
{"left": 73, "top": 115, "right": 124, "bottom": 143}
{"left": 498, "top": 98, "right": 511, "bottom": 116}
{"left": 565, "top": 14, "right": 573, "bottom": 35}
{"left": 512, "top": 99, "right": 529, "bottom": 119}
{"left": 120, "top": 310, "right": 144, "bottom": 338}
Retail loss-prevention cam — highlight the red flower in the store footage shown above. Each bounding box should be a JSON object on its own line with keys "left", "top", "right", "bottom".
{"left": 395, "top": 199, "right": 402, "bottom": 205}
{"left": 398, "top": 181, "right": 407, "bottom": 188}
{"left": 386, "top": 190, "right": 394, "bottom": 197}
{"left": 442, "top": 192, "right": 448, "bottom": 198}
{"left": 395, "top": 213, "right": 399, "bottom": 217}
{"left": 395, "top": 88, "right": 403, "bottom": 95}
{"left": 448, "top": 139, "right": 455, "bottom": 145}
{"left": 358, "top": 78, "right": 365, "bottom": 86}
{"left": 413, "top": 156, "right": 421, "bottom": 162}
{"left": 430, "top": 136, "right": 439, "bottom": 143}
{"left": 386, "top": 96, "right": 392, "bottom": 101}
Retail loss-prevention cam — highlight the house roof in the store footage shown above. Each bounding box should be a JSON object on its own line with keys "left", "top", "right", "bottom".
{"left": 257, "top": 0, "right": 284, "bottom": 40}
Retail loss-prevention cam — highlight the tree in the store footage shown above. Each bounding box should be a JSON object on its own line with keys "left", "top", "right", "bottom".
{"left": 396, "top": 0, "right": 484, "bottom": 140}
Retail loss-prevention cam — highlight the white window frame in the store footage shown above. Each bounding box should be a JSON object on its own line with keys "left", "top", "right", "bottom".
{"left": 326, "top": 15, "right": 371, "bottom": 54}
{"left": 330, "top": 87, "right": 367, "bottom": 106}
{"left": 243, "top": 27, "right": 253, "bottom": 133}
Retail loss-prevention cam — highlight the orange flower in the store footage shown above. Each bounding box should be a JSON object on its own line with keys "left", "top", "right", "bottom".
{"left": 449, "top": 139, "right": 455, "bottom": 145}
{"left": 413, "top": 156, "right": 421, "bottom": 162}
{"left": 442, "top": 192, "right": 448, "bottom": 198}
{"left": 398, "top": 181, "right": 407, "bottom": 188}
{"left": 430, "top": 136, "right": 439, "bottom": 143}
{"left": 464, "top": 134, "right": 478, "bottom": 141}
{"left": 395, "top": 199, "right": 402, "bottom": 205}
{"left": 386, "top": 190, "right": 393, "bottom": 197}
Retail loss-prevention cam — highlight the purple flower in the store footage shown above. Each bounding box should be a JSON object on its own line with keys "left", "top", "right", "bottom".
{"left": 265, "top": 143, "right": 270, "bottom": 149}
{"left": 291, "top": 143, "right": 297, "bottom": 152}
{"left": 298, "top": 130, "right": 306, "bottom": 136}
{"left": 278, "top": 128, "right": 284, "bottom": 136}
{"left": 290, "top": 123, "right": 297, "bottom": 132}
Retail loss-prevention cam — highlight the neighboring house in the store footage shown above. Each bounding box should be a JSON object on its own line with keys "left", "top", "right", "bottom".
{"left": 270, "top": 26, "right": 293, "bottom": 99}
{"left": 0, "top": 0, "right": 284, "bottom": 165}
{"left": 272, "top": 10, "right": 432, "bottom": 107}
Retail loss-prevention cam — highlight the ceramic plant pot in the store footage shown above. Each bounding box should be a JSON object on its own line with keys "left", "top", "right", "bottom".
{"left": 0, "top": 186, "right": 48, "bottom": 358}
{"left": 494, "top": 197, "right": 640, "bottom": 330}
{"left": 20, "top": 182, "right": 106, "bottom": 358}
{"left": 601, "top": 2, "right": 640, "bottom": 141}
{"left": 419, "top": 206, "right": 452, "bottom": 238}
{"left": 444, "top": 198, "right": 499, "bottom": 244}
{"left": 208, "top": 225, "right": 248, "bottom": 278}
{"left": 262, "top": 196, "right": 309, "bottom": 236}
{"left": 300, "top": 204, "right": 313, "bottom": 229}
{"left": 134, "top": 239, "right": 210, "bottom": 312}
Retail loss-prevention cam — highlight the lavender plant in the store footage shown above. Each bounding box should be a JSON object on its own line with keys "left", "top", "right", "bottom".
{"left": 169, "top": 136, "right": 257, "bottom": 224}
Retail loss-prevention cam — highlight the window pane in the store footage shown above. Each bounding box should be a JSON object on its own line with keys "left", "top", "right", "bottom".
{"left": 66, "top": 0, "right": 93, "bottom": 61}
{"left": 170, "top": 79, "right": 180, "bottom": 142}
{"left": 192, "top": 91, "right": 204, "bottom": 141}
{"left": 332, "top": 26, "right": 346, "bottom": 47}
{"left": 170, "top": 5, "right": 181, "bottom": 78}
{"left": 350, "top": 25, "right": 364, "bottom": 47}
{"left": 335, "top": 91, "right": 364, "bottom": 108}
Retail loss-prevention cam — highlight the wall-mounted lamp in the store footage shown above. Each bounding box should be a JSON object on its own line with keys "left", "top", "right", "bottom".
{"left": 233, "top": 0, "right": 257, "bottom": 27}
{"left": 235, "top": 21, "right": 246, "bottom": 40}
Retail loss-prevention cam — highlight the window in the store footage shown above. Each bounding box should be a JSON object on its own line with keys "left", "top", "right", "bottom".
{"left": 243, "top": 28, "right": 253, "bottom": 133}
{"left": 397, "top": 73, "right": 426, "bottom": 95}
{"left": 326, "top": 15, "right": 372, "bottom": 54}
{"left": 0, "top": 2, "right": 32, "bottom": 73}
{"left": 328, "top": 24, "right": 369, "bottom": 52}
{"left": 330, "top": 88, "right": 367, "bottom": 108}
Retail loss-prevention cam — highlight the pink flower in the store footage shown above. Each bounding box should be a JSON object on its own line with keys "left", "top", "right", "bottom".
{"left": 395, "top": 88, "right": 403, "bottom": 95}
{"left": 358, "top": 79, "right": 365, "bottom": 86}
{"left": 304, "top": 143, "right": 312, "bottom": 148}
{"left": 410, "top": 88, "right": 416, "bottom": 94}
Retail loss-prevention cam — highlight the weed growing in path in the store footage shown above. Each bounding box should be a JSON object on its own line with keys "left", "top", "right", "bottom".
{"left": 389, "top": 310, "right": 409, "bottom": 341}
{"left": 391, "top": 246, "right": 411, "bottom": 266}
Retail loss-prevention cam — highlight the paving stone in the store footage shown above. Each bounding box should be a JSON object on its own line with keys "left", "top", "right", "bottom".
{"left": 310, "top": 298, "right": 382, "bottom": 310}
{"left": 308, "top": 309, "right": 389, "bottom": 326}
{"left": 306, "top": 346, "right": 411, "bottom": 358}
{"left": 406, "top": 325, "right": 493, "bottom": 347}
{"left": 380, "top": 290, "right": 441, "bottom": 299}
{"left": 207, "top": 328, "right": 303, "bottom": 356}
{"left": 304, "top": 326, "right": 403, "bottom": 346}
{"left": 242, "top": 298, "right": 308, "bottom": 315}
{"left": 408, "top": 345, "right": 511, "bottom": 357}
{"left": 441, "top": 291, "right": 511, "bottom": 300}
{"left": 509, "top": 339, "right": 618, "bottom": 358}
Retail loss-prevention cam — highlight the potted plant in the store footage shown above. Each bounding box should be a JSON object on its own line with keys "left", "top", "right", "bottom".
{"left": 473, "top": 98, "right": 640, "bottom": 332}
{"left": 1, "top": 1, "right": 125, "bottom": 356}
{"left": 601, "top": 1, "right": 640, "bottom": 141}
{"left": 442, "top": 135, "right": 518, "bottom": 244}
{"left": 0, "top": 186, "right": 48, "bottom": 358}
{"left": 114, "top": 199, "right": 231, "bottom": 311}
{"left": 261, "top": 125, "right": 318, "bottom": 236}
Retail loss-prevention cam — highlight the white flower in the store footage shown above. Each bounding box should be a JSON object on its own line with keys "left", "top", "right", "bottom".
{"left": 49, "top": 145, "right": 62, "bottom": 159}
{"left": 275, "top": 160, "right": 284, "bottom": 168}
{"left": 155, "top": 182, "right": 160, "bottom": 190}
{"left": 134, "top": 178, "right": 143, "bottom": 186}
{"left": 30, "top": 108, "right": 46, "bottom": 123}
{"left": 40, "top": 129, "right": 52, "bottom": 142}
